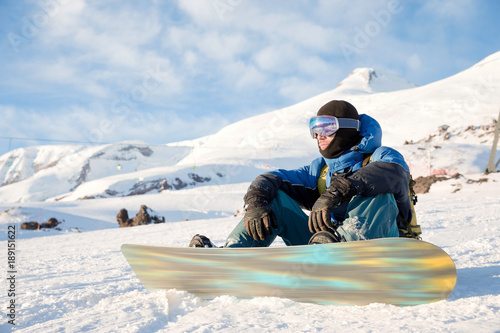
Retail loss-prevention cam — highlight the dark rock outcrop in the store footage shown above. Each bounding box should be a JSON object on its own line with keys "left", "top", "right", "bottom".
{"left": 21, "top": 217, "right": 61, "bottom": 230}
{"left": 117, "top": 205, "right": 165, "bottom": 227}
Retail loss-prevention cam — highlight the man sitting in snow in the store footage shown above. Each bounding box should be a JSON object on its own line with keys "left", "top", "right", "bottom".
{"left": 190, "top": 100, "right": 414, "bottom": 248}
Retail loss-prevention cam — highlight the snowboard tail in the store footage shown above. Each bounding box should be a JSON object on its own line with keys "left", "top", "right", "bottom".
{"left": 121, "top": 238, "right": 456, "bottom": 306}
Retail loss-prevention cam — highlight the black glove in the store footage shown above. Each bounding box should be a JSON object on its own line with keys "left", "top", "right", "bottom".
{"left": 244, "top": 199, "right": 278, "bottom": 241}
{"left": 308, "top": 190, "right": 342, "bottom": 233}
{"left": 308, "top": 176, "right": 357, "bottom": 234}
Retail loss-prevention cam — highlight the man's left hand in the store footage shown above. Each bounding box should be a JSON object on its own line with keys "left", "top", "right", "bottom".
{"left": 308, "top": 176, "right": 357, "bottom": 234}
{"left": 308, "top": 191, "right": 342, "bottom": 233}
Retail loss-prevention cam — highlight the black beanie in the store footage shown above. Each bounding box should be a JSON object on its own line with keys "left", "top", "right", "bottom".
{"left": 316, "top": 100, "right": 361, "bottom": 159}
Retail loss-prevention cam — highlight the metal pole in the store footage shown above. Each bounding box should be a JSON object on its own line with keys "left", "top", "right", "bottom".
{"left": 484, "top": 108, "right": 500, "bottom": 174}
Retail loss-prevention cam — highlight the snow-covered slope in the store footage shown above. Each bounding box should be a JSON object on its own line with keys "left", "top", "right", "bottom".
{"left": 0, "top": 173, "right": 499, "bottom": 332}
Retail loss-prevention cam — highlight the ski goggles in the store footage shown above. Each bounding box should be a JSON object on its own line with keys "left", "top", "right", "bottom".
{"left": 309, "top": 116, "right": 360, "bottom": 139}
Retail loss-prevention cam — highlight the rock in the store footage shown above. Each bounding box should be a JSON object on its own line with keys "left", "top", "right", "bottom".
{"left": 133, "top": 205, "right": 152, "bottom": 226}
{"left": 20, "top": 218, "right": 61, "bottom": 230}
{"left": 41, "top": 217, "right": 60, "bottom": 229}
{"left": 116, "top": 205, "right": 165, "bottom": 228}
{"left": 116, "top": 209, "right": 130, "bottom": 227}
{"left": 413, "top": 175, "right": 449, "bottom": 194}
{"left": 21, "top": 221, "right": 40, "bottom": 230}
{"left": 413, "top": 174, "right": 461, "bottom": 194}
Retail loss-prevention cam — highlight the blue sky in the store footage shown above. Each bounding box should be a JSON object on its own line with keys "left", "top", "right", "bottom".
{"left": 1, "top": 0, "right": 499, "bottom": 156}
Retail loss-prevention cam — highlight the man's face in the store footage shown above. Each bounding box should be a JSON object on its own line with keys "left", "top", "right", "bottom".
{"left": 317, "top": 133, "right": 335, "bottom": 151}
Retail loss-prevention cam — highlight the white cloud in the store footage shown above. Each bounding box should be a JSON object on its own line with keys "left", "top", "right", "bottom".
{"left": 278, "top": 76, "right": 326, "bottom": 104}
{"left": 44, "top": 4, "right": 162, "bottom": 68}
{"left": 176, "top": 0, "right": 221, "bottom": 24}
{"left": 421, "top": 0, "right": 476, "bottom": 20}
{"left": 163, "top": 26, "right": 192, "bottom": 51}
{"left": 196, "top": 31, "right": 249, "bottom": 61}
{"left": 233, "top": 63, "right": 266, "bottom": 90}
{"left": 314, "top": 0, "right": 395, "bottom": 28}
{"left": 254, "top": 45, "right": 299, "bottom": 74}
{"left": 406, "top": 54, "right": 422, "bottom": 72}
{"left": 31, "top": 59, "right": 76, "bottom": 83}
{"left": 300, "top": 56, "right": 334, "bottom": 77}
{"left": 183, "top": 50, "right": 199, "bottom": 67}
{"left": 11, "top": 1, "right": 185, "bottom": 104}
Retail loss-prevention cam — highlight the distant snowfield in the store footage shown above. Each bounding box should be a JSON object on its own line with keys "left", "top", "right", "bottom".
{"left": 0, "top": 173, "right": 499, "bottom": 332}
{"left": 0, "top": 52, "right": 499, "bottom": 332}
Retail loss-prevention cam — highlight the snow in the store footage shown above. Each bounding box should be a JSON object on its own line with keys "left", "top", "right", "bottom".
{"left": 335, "top": 68, "right": 419, "bottom": 94}
{"left": 1, "top": 52, "right": 500, "bottom": 332}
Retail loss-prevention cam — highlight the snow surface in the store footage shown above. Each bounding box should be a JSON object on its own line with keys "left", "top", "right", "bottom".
{"left": 0, "top": 52, "right": 499, "bottom": 332}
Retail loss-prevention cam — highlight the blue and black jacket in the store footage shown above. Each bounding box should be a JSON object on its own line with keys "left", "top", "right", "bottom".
{"left": 244, "top": 114, "right": 413, "bottom": 230}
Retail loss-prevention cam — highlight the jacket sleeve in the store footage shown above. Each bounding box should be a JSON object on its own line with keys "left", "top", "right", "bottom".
{"left": 348, "top": 161, "right": 409, "bottom": 197}
{"left": 347, "top": 147, "right": 412, "bottom": 222}
{"left": 244, "top": 160, "right": 321, "bottom": 211}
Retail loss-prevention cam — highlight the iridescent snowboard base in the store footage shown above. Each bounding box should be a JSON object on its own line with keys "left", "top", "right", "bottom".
{"left": 122, "top": 238, "right": 456, "bottom": 306}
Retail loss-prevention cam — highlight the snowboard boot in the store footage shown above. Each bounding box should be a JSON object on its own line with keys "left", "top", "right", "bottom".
{"left": 189, "top": 234, "right": 217, "bottom": 248}
{"left": 308, "top": 230, "right": 344, "bottom": 245}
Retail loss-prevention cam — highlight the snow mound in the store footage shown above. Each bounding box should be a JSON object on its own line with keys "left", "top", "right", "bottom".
{"left": 336, "top": 68, "right": 418, "bottom": 94}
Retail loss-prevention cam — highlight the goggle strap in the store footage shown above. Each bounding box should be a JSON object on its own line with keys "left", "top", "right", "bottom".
{"left": 338, "top": 118, "right": 360, "bottom": 131}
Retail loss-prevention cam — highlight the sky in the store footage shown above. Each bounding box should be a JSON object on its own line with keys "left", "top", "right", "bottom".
{"left": 1, "top": 0, "right": 499, "bottom": 156}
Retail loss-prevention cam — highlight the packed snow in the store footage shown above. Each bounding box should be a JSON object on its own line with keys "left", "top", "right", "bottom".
{"left": 0, "top": 52, "right": 499, "bottom": 332}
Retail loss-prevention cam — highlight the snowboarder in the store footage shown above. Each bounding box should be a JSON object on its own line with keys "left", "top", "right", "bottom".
{"left": 190, "top": 100, "right": 413, "bottom": 248}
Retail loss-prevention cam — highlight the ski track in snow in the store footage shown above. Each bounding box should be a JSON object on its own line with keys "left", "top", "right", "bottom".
{"left": 0, "top": 175, "right": 499, "bottom": 333}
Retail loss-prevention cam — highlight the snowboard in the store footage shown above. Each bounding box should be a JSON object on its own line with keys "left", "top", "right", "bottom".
{"left": 121, "top": 238, "right": 457, "bottom": 306}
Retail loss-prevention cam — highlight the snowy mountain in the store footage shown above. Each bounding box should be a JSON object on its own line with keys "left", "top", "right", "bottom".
{"left": 335, "top": 67, "right": 419, "bottom": 94}
{"left": 0, "top": 52, "right": 499, "bottom": 333}
{"left": 0, "top": 52, "right": 498, "bottom": 203}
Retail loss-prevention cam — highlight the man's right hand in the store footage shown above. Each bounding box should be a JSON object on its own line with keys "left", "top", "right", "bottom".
{"left": 244, "top": 200, "right": 278, "bottom": 241}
